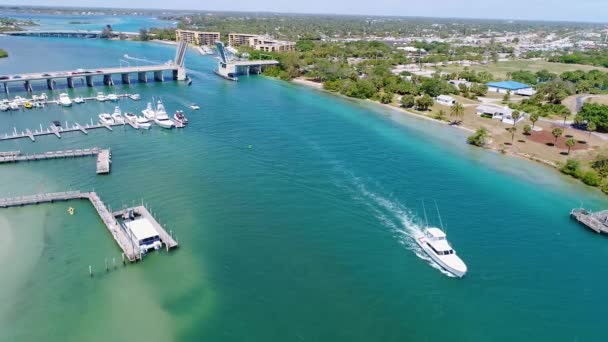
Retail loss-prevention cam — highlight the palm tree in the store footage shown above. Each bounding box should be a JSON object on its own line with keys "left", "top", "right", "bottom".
{"left": 551, "top": 127, "right": 563, "bottom": 146}
{"left": 511, "top": 110, "right": 521, "bottom": 126}
{"left": 565, "top": 138, "right": 576, "bottom": 155}
{"left": 587, "top": 121, "right": 596, "bottom": 138}
{"left": 506, "top": 126, "right": 517, "bottom": 143}
{"left": 561, "top": 111, "right": 570, "bottom": 127}
{"left": 450, "top": 102, "right": 465, "bottom": 124}
{"left": 530, "top": 113, "right": 539, "bottom": 130}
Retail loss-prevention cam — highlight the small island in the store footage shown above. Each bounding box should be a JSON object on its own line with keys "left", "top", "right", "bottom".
{"left": 0, "top": 48, "right": 7, "bottom": 58}
{"left": 0, "top": 16, "right": 38, "bottom": 32}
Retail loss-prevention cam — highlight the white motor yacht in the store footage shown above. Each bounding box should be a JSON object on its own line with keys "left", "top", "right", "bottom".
{"left": 129, "top": 93, "right": 141, "bottom": 101}
{"left": 112, "top": 106, "right": 125, "bottom": 124}
{"left": 414, "top": 227, "right": 467, "bottom": 278}
{"left": 189, "top": 104, "right": 200, "bottom": 110}
{"left": 74, "top": 97, "right": 85, "bottom": 104}
{"left": 58, "top": 93, "right": 72, "bottom": 107}
{"left": 153, "top": 100, "right": 174, "bottom": 128}
{"left": 136, "top": 116, "right": 151, "bottom": 129}
{"left": 98, "top": 113, "right": 114, "bottom": 125}
{"left": 142, "top": 102, "right": 156, "bottom": 119}
{"left": 96, "top": 92, "right": 107, "bottom": 102}
{"left": 108, "top": 94, "right": 118, "bottom": 102}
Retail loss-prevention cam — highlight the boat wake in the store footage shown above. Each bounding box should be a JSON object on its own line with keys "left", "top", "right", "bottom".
{"left": 342, "top": 172, "right": 455, "bottom": 277}
{"left": 123, "top": 54, "right": 161, "bottom": 65}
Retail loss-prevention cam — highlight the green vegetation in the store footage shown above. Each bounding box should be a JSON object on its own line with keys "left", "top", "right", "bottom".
{"left": 467, "top": 128, "right": 489, "bottom": 147}
{"left": 549, "top": 51, "right": 608, "bottom": 68}
{"left": 576, "top": 103, "right": 608, "bottom": 132}
{"left": 0, "top": 16, "right": 37, "bottom": 32}
{"left": 0, "top": 48, "right": 7, "bottom": 58}
{"left": 438, "top": 60, "right": 608, "bottom": 80}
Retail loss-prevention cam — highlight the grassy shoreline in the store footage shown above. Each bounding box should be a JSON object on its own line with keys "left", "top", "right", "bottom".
{"left": 290, "top": 77, "right": 572, "bottom": 172}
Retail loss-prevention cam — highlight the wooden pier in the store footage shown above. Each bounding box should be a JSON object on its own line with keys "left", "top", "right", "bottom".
{"left": 0, "top": 121, "right": 129, "bottom": 143}
{"left": 0, "top": 191, "right": 179, "bottom": 262}
{"left": 0, "top": 147, "right": 111, "bottom": 174}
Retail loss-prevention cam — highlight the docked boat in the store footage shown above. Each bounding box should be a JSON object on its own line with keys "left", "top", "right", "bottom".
{"left": 153, "top": 100, "right": 174, "bottom": 128}
{"left": 98, "top": 113, "right": 114, "bottom": 125}
{"left": 173, "top": 110, "right": 188, "bottom": 125}
{"left": 59, "top": 93, "right": 72, "bottom": 107}
{"left": 8, "top": 102, "right": 19, "bottom": 110}
{"left": 96, "top": 92, "right": 107, "bottom": 102}
{"left": 0, "top": 103, "right": 9, "bottom": 111}
{"left": 13, "top": 96, "right": 25, "bottom": 105}
{"left": 112, "top": 106, "right": 125, "bottom": 124}
{"left": 24, "top": 101, "right": 33, "bottom": 109}
{"left": 129, "top": 93, "right": 141, "bottom": 101}
{"left": 74, "top": 97, "right": 85, "bottom": 104}
{"left": 108, "top": 94, "right": 118, "bottom": 102}
{"left": 136, "top": 116, "right": 151, "bottom": 129}
{"left": 142, "top": 102, "right": 156, "bottom": 119}
{"left": 414, "top": 227, "right": 467, "bottom": 278}
{"left": 570, "top": 207, "right": 608, "bottom": 234}
{"left": 32, "top": 102, "right": 44, "bottom": 108}
{"left": 189, "top": 104, "right": 200, "bottom": 110}
{"left": 124, "top": 112, "right": 138, "bottom": 124}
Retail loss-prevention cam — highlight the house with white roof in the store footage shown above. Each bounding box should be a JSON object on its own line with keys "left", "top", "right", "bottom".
{"left": 436, "top": 95, "right": 456, "bottom": 106}
{"left": 476, "top": 104, "right": 525, "bottom": 125}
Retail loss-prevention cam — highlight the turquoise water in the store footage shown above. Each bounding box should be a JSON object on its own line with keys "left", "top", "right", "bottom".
{"left": 4, "top": 12, "right": 175, "bottom": 32}
{"left": 1, "top": 35, "right": 608, "bottom": 341}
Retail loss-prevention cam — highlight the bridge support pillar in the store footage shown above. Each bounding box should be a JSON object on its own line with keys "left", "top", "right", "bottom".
{"left": 67, "top": 77, "right": 74, "bottom": 88}
{"left": 86, "top": 75, "right": 94, "bottom": 87}
{"left": 46, "top": 79, "right": 55, "bottom": 90}
{"left": 3, "top": 82, "right": 9, "bottom": 94}
{"left": 103, "top": 74, "right": 114, "bottom": 86}
{"left": 138, "top": 72, "right": 147, "bottom": 83}
{"left": 24, "top": 80, "right": 33, "bottom": 92}
{"left": 154, "top": 71, "right": 164, "bottom": 82}
{"left": 121, "top": 73, "right": 130, "bottom": 84}
{"left": 174, "top": 67, "right": 186, "bottom": 81}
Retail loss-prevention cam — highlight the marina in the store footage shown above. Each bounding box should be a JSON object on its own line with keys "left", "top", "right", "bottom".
{"left": 0, "top": 191, "right": 178, "bottom": 262}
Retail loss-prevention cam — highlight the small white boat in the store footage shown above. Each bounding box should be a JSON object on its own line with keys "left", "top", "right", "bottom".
{"left": 13, "top": 96, "right": 25, "bottom": 105}
{"left": 59, "top": 93, "right": 72, "bottom": 107}
{"left": 136, "top": 116, "right": 151, "bottom": 129}
{"left": 74, "top": 97, "right": 85, "bottom": 104}
{"left": 155, "top": 100, "right": 168, "bottom": 118}
{"left": 98, "top": 113, "right": 114, "bottom": 125}
{"left": 0, "top": 103, "right": 9, "bottom": 111}
{"left": 108, "top": 94, "right": 118, "bottom": 102}
{"left": 96, "top": 92, "right": 107, "bottom": 102}
{"left": 112, "top": 106, "right": 125, "bottom": 124}
{"left": 414, "top": 227, "right": 467, "bottom": 278}
{"left": 8, "top": 102, "right": 19, "bottom": 110}
{"left": 189, "top": 104, "right": 200, "bottom": 110}
{"left": 32, "top": 93, "right": 48, "bottom": 102}
{"left": 32, "top": 102, "right": 44, "bottom": 108}
{"left": 124, "top": 112, "right": 138, "bottom": 124}
{"left": 129, "top": 93, "right": 140, "bottom": 101}
{"left": 142, "top": 102, "right": 156, "bottom": 119}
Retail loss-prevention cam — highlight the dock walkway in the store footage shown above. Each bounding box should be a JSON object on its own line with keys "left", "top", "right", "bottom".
{"left": 0, "top": 191, "right": 178, "bottom": 262}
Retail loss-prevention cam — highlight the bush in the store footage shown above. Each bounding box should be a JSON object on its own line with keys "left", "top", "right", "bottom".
{"left": 561, "top": 159, "right": 581, "bottom": 177}
{"left": 379, "top": 92, "right": 394, "bottom": 104}
{"left": 581, "top": 170, "right": 601, "bottom": 186}
{"left": 400, "top": 95, "right": 416, "bottom": 108}
{"left": 415, "top": 94, "right": 434, "bottom": 111}
{"left": 467, "top": 127, "right": 489, "bottom": 147}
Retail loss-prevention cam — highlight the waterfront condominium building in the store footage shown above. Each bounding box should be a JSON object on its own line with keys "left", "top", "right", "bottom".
{"left": 228, "top": 33, "right": 296, "bottom": 52}
{"left": 176, "top": 30, "right": 221, "bottom": 46}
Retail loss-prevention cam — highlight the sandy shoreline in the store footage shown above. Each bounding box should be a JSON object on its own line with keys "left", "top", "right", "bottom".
{"left": 291, "top": 77, "right": 560, "bottom": 170}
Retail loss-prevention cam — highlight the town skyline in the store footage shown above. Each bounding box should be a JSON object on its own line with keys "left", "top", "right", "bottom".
{"left": 2, "top": 1, "right": 608, "bottom": 23}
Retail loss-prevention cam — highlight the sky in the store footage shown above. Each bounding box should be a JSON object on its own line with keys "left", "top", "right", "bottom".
{"left": 3, "top": 0, "right": 608, "bottom": 23}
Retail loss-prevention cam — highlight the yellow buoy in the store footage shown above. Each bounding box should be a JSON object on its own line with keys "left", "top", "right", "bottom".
{"left": 68, "top": 207, "right": 75, "bottom": 215}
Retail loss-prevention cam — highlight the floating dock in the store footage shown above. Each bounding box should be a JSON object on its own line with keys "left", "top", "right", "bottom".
{"left": 96, "top": 149, "right": 111, "bottom": 174}
{"left": 0, "top": 121, "right": 128, "bottom": 143}
{"left": 571, "top": 208, "right": 608, "bottom": 234}
{"left": 0, "top": 191, "right": 178, "bottom": 262}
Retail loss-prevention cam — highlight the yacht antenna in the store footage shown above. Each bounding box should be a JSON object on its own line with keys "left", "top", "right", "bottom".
{"left": 434, "top": 200, "right": 445, "bottom": 231}
{"left": 421, "top": 200, "right": 429, "bottom": 227}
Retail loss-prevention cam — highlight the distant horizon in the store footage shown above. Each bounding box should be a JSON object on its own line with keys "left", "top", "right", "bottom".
{"left": 2, "top": 1, "right": 608, "bottom": 24}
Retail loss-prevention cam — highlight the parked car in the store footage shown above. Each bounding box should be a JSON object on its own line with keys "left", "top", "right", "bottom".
{"left": 0, "top": 76, "right": 9, "bottom": 80}
{"left": 12, "top": 75, "right": 22, "bottom": 79}
{"left": 42, "top": 73, "right": 51, "bottom": 77}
